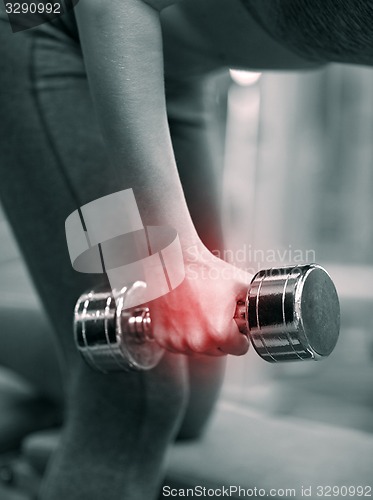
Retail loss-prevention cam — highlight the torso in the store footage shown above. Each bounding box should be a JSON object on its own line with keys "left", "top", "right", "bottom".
{"left": 3, "top": 0, "right": 317, "bottom": 80}
{"left": 161, "top": 0, "right": 319, "bottom": 82}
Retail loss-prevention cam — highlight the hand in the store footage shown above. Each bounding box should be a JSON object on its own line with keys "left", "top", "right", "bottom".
{"left": 150, "top": 242, "right": 252, "bottom": 356}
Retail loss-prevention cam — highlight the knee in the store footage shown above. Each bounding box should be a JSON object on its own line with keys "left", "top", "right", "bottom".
{"left": 176, "top": 356, "right": 226, "bottom": 440}
{"left": 65, "top": 353, "right": 189, "bottom": 442}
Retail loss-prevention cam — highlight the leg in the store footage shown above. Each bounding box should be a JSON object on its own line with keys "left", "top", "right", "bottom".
{"left": 0, "top": 16, "right": 187, "bottom": 499}
{"left": 166, "top": 72, "right": 231, "bottom": 439}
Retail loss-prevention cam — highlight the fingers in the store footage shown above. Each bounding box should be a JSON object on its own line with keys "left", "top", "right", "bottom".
{"left": 212, "top": 319, "right": 250, "bottom": 356}
{"left": 155, "top": 324, "right": 249, "bottom": 357}
{"left": 156, "top": 317, "right": 250, "bottom": 357}
{"left": 150, "top": 257, "right": 254, "bottom": 357}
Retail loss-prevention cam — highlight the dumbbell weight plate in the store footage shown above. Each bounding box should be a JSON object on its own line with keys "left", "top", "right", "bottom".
{"left": 245, "top": 264, "right": 340, "bottom": 362}
{"left": 74, "top": 281, "right": 164, "bottom": 372}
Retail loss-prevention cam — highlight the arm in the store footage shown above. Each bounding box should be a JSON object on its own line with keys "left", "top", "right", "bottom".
{"left": 74, "top": 0, "right": 196, "bottom": 245}
{"left": 74, "top": 0, "right": 250, "bottom": 356}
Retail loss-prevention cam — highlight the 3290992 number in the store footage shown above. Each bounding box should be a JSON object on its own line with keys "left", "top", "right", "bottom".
{"left": 5, "top": 2, "right": 61, "bottom": 14}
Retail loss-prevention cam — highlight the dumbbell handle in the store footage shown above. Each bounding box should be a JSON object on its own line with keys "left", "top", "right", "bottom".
{"left": 74, "top": 263, "right": 340, "bottom": 371}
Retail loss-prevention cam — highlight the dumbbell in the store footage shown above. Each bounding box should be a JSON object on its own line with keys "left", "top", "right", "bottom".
{"left": 74, "top": 263, "right": 340, "bottom": 372}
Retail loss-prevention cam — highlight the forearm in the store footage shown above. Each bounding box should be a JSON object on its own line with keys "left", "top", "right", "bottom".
{"left": 74, "top": 0, "right": 250, "bottom": 359}
{"left": 165, "top": 71, "right": 230, "bottom": 251}
{"left": 74, "top": 0, "right": 198, "bottom": 249}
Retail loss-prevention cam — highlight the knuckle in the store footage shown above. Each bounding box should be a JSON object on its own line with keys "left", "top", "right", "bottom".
{"left": 188, "top": 332, "right": 210, "bottom": 354}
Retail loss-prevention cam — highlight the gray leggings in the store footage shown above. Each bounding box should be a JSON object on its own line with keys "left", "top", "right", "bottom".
{"left": 0, "top": 10, "right": 226, "bottom": 500}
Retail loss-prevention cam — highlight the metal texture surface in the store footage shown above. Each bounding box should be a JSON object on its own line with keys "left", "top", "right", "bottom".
{"left": 74, "top": 264, "right": 340, "bottom": 371}
{"left": 74, "top": 281, "right": 164, "bottom": 372}
{"left": 246, "top": 264, "right": 340, "bottom": 362}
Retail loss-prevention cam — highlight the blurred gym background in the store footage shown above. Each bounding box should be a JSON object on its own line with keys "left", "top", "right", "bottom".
{"left": 222, "top": 64, "right": 373, "bottom": 434}
{"left": 0, "top": 63, "right": 372, "bottom": 497}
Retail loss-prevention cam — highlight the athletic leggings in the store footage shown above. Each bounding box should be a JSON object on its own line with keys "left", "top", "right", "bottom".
{"left": 0, "top": 7, "right": 227, "bottom": 499}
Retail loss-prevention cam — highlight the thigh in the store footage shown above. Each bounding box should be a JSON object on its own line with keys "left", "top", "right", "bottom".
{"left": 0, "top": 14, "right": 225, "bottom": 440}
{"left": 0, "top": 21, "right": 189, "bottom": 499}
{"left": 167, "top": 73, "right": 231, "bottom": 438}
{"left": 0, "top": 18, "right": 115, "bottom": 370}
